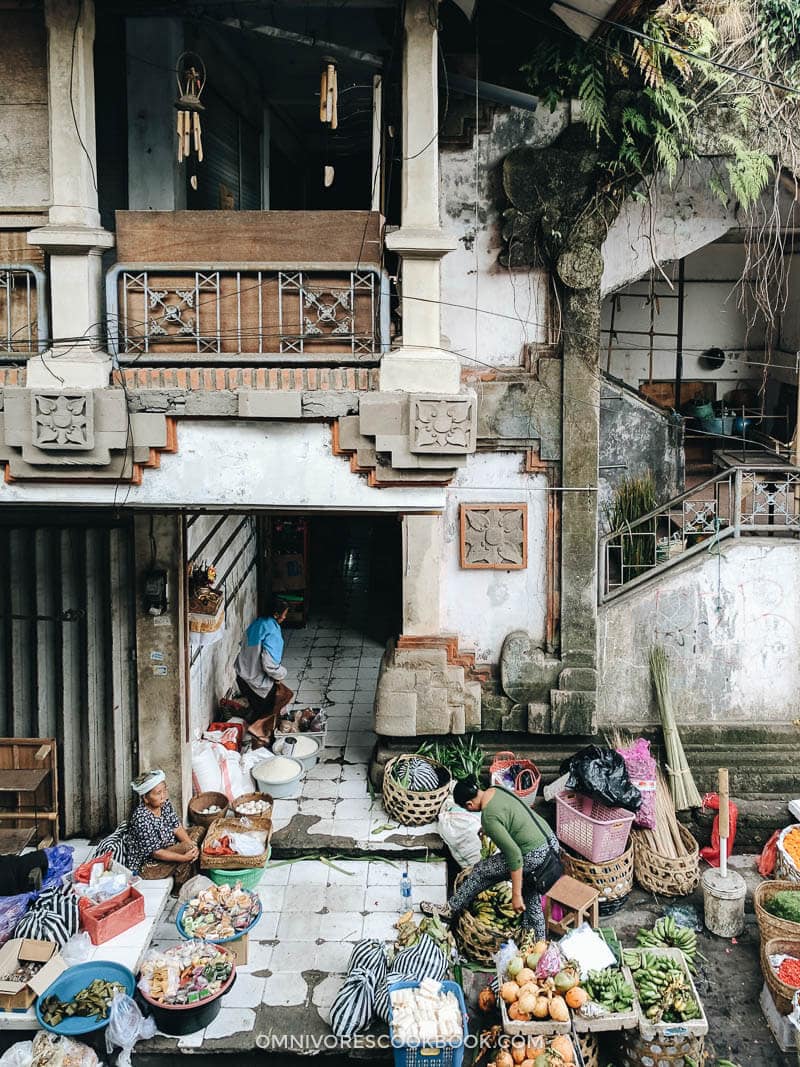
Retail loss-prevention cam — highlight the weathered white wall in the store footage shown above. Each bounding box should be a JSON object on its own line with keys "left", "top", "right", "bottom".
{"left": 439, "top": 105, "right": 567, "bottom": 368}
{"left": 598, "top": 539, "right": 800, "bottom": 725}
{"left": 187, "top": 514, "right": 259, "bottom": 735}
{"left": 0, "top": 421, "right": 446, "bottom": 510}
{"left": 440, "top": 453, "right": 548, "bottom": 662}
{"left": 0, "top": 8, "right": 50, "bottom": 211}
{"left": 602, "top": 161, "right": 739, "bottom": 296}
{"left": 601, "top": 243, "right": 767, "bottom": 398}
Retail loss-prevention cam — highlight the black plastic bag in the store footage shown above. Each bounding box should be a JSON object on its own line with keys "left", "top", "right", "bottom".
{"left": 559, "top": 745, "right": 642, "bottom": 813}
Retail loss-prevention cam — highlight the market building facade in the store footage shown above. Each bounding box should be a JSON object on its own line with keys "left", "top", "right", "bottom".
{"left": 1, "top": 0, "right": 799, "bottom": 840}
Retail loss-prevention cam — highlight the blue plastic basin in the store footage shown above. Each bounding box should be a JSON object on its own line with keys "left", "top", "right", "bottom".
{"left": 35, "top": 961, "right": 136, "bottom": 1035}
{"left": 175, "top": 897, "right": 262, "bottom": 943}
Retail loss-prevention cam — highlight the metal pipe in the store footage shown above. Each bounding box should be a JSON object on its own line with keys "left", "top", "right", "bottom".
{"left": 675, "top": 258, "right": 685, "bottom": 409}
{"left": 447, "top": 74, "right": 540, "bottom": 112}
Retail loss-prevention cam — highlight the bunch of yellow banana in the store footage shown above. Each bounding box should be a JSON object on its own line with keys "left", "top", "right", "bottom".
{"left": 470, "top": 883, "right": 521, "bottom": 930}
{"left": 395, "top": 910, "right": 421, "bottom": 948}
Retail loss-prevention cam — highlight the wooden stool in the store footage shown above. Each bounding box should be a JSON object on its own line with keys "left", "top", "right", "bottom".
{"left": 544, "top": 875, "right": 600, "bottom": 935}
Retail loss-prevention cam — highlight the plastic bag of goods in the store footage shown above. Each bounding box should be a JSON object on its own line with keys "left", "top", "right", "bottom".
{"left": 559, "top": 745, "right": 642, "bottom": 813}
{"left": 105, "top": 992, "right": 157, "bottom": 1067}
{"left": 0, "top": 894, "right": 34, "bottom": 946}
{"left": 216, "top": 746, "right": 251, "bottom": 801}
{"left": 30, "top": 1034, "right": 100, "bottom": 1067}
{"left": 437, "top": 798, "right": 482, "bottom": 868}
{"left": 191, "top": 739, "right": 225, "bottom": 795}
{"left": 615, "top": 737, "right": 656, "bottom": 829}
{"left": 0, "top": 1044, "right": 33, "bottom": 1067}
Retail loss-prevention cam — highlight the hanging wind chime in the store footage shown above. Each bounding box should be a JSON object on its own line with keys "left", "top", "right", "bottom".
{"left": 319, "top": 58, "right": 338, "bottom": 188}
{"left": 175, "top": 52, "right": 205, "bottom": 190}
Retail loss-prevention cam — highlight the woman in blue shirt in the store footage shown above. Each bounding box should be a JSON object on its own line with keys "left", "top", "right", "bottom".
{"left": 234, "top": 599, "right": 294, "bottom": 744}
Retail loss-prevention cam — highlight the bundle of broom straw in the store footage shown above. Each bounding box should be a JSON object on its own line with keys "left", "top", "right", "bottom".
{"left": 649, "top": 645, "right": 702, "bottom": 811}
{"left": 634, "top": 768, "right": 690, "bottom": 860}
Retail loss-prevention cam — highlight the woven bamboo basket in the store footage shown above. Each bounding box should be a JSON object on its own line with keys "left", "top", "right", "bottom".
{"left": 560, "top": 843, "right": 634, "bottom": 907}
{"left": 620, "top": 1030, "right": 704, "bottom": 1066}
{"left": 188, "top": 792, "right": 229, "bottom": 829}
{"left": 200, "top": 816, "right": 270, "bottom": 870}
{"left": 382, "top": 754, "right": 451, "bottom": 827}
{"left": 755, "top": 880, "right": 800, "bottom": 942}
{"left": 453, "top": 869, "right": 521, "bottom": 967}
{"left": 230, "top": 791, "right": 274, "bottom": 833}
{"left": 576, "top": 1032, "right": 599, "bottom": 1067}
{"left": 761, "top": 936, "right": 800, "bottom": 1015}
{"left": 631, "top": 824, "right": 700, "bottom": 897}
{"left": 776, "top": 848, "right": 800, "bottom": 884}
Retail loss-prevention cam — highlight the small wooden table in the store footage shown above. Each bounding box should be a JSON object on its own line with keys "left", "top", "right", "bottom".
{"left": 544, "top": 875, "right": 600, "bottom": 936}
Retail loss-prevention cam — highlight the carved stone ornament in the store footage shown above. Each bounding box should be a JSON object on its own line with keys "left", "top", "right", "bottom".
{"left": 31, "top": 390, "right": 94, "bottom": 450}
{"left": 460, "top": 503, "right": 528, "bottom": 570}
{"left": 410, "top": 395, "right": 477, "bottom": 454}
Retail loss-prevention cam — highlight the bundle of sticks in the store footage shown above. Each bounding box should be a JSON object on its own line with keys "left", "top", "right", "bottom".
{"left": 632, "top": 768, "right": 691, "bottom": 860}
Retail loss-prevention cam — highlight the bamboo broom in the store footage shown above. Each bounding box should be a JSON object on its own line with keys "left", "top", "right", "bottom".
{"left": 649, "top": 645, "right": 703, "bottom": 811}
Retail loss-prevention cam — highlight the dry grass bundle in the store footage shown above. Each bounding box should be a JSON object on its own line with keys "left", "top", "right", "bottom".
{"left": 649, "top": 646, "right": 703, "bottom": 812}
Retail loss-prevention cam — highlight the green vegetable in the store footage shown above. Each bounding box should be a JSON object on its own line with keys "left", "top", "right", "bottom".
{"left": 584, "top": 967, "right": 634, "bottom": 1013}
{"left": 764, "top": 890, "right": 800, "bottom": 924}
{"left": 416, "top": 737, "right": 485, "bottom": 781}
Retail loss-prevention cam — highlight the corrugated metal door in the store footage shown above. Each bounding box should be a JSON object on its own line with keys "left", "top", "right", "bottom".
{"left": 0, "top": 516, "right": 137, "bottom": 838}
{"left": 188, "top": 92, "right": 261, "bottom": 210}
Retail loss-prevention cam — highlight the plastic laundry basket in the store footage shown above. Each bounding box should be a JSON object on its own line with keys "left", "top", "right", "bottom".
{"left": 556, "top": 791, "right": 635, "bottom": 863}
{"left": 387, "top": 980, "right": 468, "bottom": 1067}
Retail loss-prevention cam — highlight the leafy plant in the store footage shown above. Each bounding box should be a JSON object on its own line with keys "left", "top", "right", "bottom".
{"left": 605, "top": 474, "right": 658, "bottom": 580}
{"left": 417, "top": 736, "right": 485, "bottom": 781}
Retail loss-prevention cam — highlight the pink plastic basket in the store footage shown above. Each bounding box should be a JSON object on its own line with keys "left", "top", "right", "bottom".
{"left": 555, "top": 790, "right": 635, "bottom": 863}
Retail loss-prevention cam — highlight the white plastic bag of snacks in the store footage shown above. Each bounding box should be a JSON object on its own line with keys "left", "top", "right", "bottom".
{"left": 105, "top": 993, "right": 156, "bottom": 1067}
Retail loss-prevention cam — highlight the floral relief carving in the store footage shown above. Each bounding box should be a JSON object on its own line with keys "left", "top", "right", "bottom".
{"left": 460, "top": 504, "right": 527, "bottom": 569}
{"left": 31, "top": 391, "right": 94, "bottom": 450}
{"left": 410, "top": 395, "right": 477, "bottom": 454}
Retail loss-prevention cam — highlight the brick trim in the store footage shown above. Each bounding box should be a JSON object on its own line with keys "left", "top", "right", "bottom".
{"left": 396, "top": 634, "right": 493, "bottom": 682}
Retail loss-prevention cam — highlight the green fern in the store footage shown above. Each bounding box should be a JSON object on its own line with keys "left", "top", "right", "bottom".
{"left": 579, "top": 62, "right": 610, "bottom": 143}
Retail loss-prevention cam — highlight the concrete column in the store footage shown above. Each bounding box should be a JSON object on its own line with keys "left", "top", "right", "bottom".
{"left": 402, "top": 513, "right": 443, "bottom": 634}
{"left": 134, "top": 514, "right": 191, "bottom": 816}
{"left": 28, "top": 0, "right": 113, "bottom": 384}
{"left": 127, "top": 19, "right": 186, "bottom": 211}
{"left": 380, "top": 0, "right": 459, "bottom": 394}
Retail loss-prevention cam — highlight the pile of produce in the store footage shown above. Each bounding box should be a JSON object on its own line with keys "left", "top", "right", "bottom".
{"left": 498, "top": 943, "right": 580, "bottom": 1023}
{"left": 485, "top": 1034, "right": 577, "bottom": 1066}
{"left": 395, "top": 909, "right": 456, "bottom": 960}
{"left": 636, "top": 916, "right": 698, "bottom": 972}
{"left": 40, "top": 979, "right": 125, "bottom": 1027}
{"left": 765, "top": 889, "right": 800, "bottom": 923}
{"left": 277, "top": 707, "right": 326, "bottom": 734}
{"left": 582, "top": 967, "right": 635, "bottom": 1015}
{"left": 775, "top": 957, "right": 800, "bottom": 987}
{"left": 623, "top": 949, "right": 702, "bottom": 1024}
{"left": 470, "top": 882, "right": 521, "bottom": 932}
{"left": 180, "top": 882, "right": 260, "bottom": 940}
{"left": 197, "top": 804, "right": 223, "bottom": 816}
{"left": 139, "top": 941, "right": 233, "bottom": 1005}
{"left": 389, "top": 978, "right": 463, "bottom": 1044}
{"left": 234, "top": 798, "right": 271, "bottom": 818}
{"left": 781, "top": 827, "right": 800, "bottom": 870}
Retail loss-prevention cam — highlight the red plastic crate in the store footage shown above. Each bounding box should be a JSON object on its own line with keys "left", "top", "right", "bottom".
{"left": 79, "top": 885, "right": 145, "bottom": 945}
{"left": 555, "top": 791, "right": 634, "bottom": 862}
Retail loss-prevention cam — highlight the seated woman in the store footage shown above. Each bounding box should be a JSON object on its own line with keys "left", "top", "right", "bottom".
{"left": 95, "top": 770, "right": 203, "bottom": 889}
{"left": 234, "top": 599, "right": 294, "bottom": 745}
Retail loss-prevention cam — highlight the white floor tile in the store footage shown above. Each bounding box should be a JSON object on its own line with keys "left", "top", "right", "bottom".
{"left": 224, "top": 971, "right": 266, "bottom": 1009}
{"left": 323, "top": 858, "right": 369, "bottom": 885}
{"left": 306, "top": 819, "right": 335, "bottom": 836}
{"left": 204, "top": 1007, "right": 256, "bottom": 1040}
{"left": 413, "top": 861, "right": 450, "bottom": 885}
{"left": 302, "top": 778, "right": 339, "bottom": 800}
{"left": 334, "top": 797, "right": 374, "bottom": 819}
{"left": 271, "top": 799, "right": 301, "bottom": 828}
{"left": 312, "top": 974, "right": 345, "bottom": 1011}
{"left": 361, "top": 912, "right": 400, "bottom": 941}
{"left": 242, "top": 941, "right": 274, "bottom": 973}
{"left": 251, "top": 911, "right": 279, "bottom": 941}
{"left": 321, "top": 911, "right": 365, "bottom": 940}
{"left": 277, "top": 911, "right": 322, "bottom": 941}
{"left": 324, "top": 883, "right": 366, "bottom": 912}
{"left": 314, "top": 940, "right": 353, "bottom": 973}
{"left": 269, "top": 940, "right": 313, "bottom": 972}
{"left": 306, "top": 763, "right": 341, "bottom": 781}
{"left": 259, "top": 862, "right": 292, "bottom": 886}
{"left": 299, "top": 798, "right": 337, "bottom": 818}
{"left": 327, "top": 731, "right": 348, "bottom": 746}
{"left": 341, "top": 764, "right": 368, "bottom": 781}
{"left": 337, "top": 779, "right": 369, "bottom": 799}
{"left": 258, "top": 885, "right": 286, "bottom": 912}
{"left": 262, "top": 972, "right": 308, "bottom": 1008}
{"left": 287, "top": 858, "right": 330, "bottom": 884}
{"left": 367, "top": 860, "right": 403, "bottom": 886}
{"left": 332, "top": 818, "right": 371, "bottom": 841}
{"left": 412, "top": 884, "right": 447, "bottom": 906}
{"left": 177, "top": 1028, "right": 206, "bottom": 1048}
{"left": 365, "top": 885, "right": 407, "bottom": 912}
{"left": 282, "top": 888, "right": 324, "bottom": 913}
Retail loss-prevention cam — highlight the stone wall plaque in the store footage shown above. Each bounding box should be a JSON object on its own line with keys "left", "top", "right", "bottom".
{"left": 31, "top": 391, "right": 94, "bottom": 450}
{"left": 460, "top": 503, "right": 528, "bottom": 570}
{"left": 410, "top": 395, "right": 477, "bottom": 454}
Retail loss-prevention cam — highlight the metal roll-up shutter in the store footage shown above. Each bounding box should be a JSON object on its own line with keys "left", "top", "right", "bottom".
{"left": 189, "top": 92, "right": 261, "bottom": 210}
{"left": 0, "top": 516, "right": 137, "bottom": 838}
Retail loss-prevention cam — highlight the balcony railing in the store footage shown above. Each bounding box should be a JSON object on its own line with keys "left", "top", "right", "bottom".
{"left": 599, "top": 466, "right": 800, "bottom": 602}
{"left": 0, "top": 265, "right": 48, "bottom": 356}
{"left": 105, "top": 263, "right": 390, "bottom": 364}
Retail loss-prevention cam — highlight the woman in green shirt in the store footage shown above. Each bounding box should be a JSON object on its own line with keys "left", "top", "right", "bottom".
{"left": 421, "top": 775, "right": 561, "bottom": 939}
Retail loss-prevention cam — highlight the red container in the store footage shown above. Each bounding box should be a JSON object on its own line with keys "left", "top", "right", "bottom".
{"left": 207, "top": 722, "right": 245, "bottom": 750}
{"left": 80, "top": 886, "right": 145, "bottom": 945}
{"left": 555, "top": 790, "right": 635, "bottom": 863}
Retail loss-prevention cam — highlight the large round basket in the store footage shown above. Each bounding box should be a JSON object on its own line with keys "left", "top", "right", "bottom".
{"left": 382, "top": 754, "right": 451, "bottom": 827}
{"left": 761, "top": 936, "right": 800, "bottom": 1015}
{"left": 231, "top": 791, "right": 274, "bottom": 832}
{"left": 631, "top": 824, "right": 700, "bottom": 897}
{"left": 755, "top": 880, "right": 800, "bottom": 942}
{"left": 560, "top": 842, "right": 633, "bottom": 913}
{"left": 188, "top": 792, "right": 229, "bottom": 829}
{"left": 453, "top": 868, "right": 521, "bottom": 967}
{"left": 620, "top": 1029, "right": 704, "bottom": 1067}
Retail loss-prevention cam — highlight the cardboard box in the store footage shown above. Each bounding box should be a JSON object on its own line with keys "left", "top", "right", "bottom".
{"left": 225, "top": 933, "right": 248, "bottom": 967}
{"left": 272, "top": 554, "right": 305, "bottom": 590}
{"left": 0, "top": 939, "right": 65, "bottom": 1012}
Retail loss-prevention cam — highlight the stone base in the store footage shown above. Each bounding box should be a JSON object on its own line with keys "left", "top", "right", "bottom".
{"left": 379, "top": 350, "right": 462, "bottom": 394}
{"left": 373, "top": 639, "right": 482, "bottom": 736}
{"left": 26, "top": 350, "right": 112, "bottom": 390}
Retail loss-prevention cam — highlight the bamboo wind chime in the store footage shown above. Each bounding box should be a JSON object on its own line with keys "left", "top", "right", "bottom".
{"left": 175, "top": 53, "right": 205, "bottom": 189}
{"left": 319, "top": 59, "right": 338, "bottom": 188}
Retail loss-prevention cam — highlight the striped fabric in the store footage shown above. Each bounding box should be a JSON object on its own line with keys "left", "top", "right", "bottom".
{"left": 396, "top": 758, "right": 440, "bottom": 792}
{"left": 330, "top": 968, "right": 377, "bottom": 1037}
{"left": 375, "top": 935, "right": 449, "bottom": 1022}
{"left": 15, "top": 885, "right": 79, "bottom": 948}
{"left": 92, "top": 824, "right": 128, "bottom": 865}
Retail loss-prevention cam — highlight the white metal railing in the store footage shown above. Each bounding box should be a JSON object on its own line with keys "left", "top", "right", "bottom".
{"left": 0, "top": 265, "right": 48, "bottom": 355}
{"left": 599, "top": 466, "right": 800, "bottom": 602}
{"left": 105, "top": 262, "right": 390, "bottom": 364}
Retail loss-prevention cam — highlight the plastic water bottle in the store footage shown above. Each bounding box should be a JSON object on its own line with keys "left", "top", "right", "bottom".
{"left": 399, "top": 866, "right": 412, "bottom": 911}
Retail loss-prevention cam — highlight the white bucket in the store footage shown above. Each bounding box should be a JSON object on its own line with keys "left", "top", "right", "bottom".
{"left": 702, "top": 866, "right": 746, "bottom": 937}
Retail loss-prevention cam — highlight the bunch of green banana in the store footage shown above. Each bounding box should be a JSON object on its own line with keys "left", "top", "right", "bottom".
{"left": 636, "top": 915, "right": 698, "bottom": 972}
{"left": 583, "top": 967, "right": 635, "bottom": 1013}
{"left": 471, "top": 883, "right": 521, "bottom": 931}
{"left": 623, "top": 949, "right": 702, "bottom": 1024}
